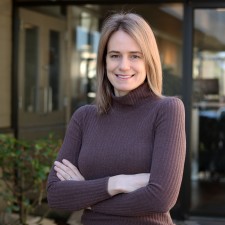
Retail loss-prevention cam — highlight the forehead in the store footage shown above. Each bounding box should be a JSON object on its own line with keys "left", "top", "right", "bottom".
{"left": 107, "top": 30, "right": 141, "bottom": 52}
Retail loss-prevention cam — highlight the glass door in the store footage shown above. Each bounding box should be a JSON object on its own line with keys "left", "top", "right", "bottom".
{"left": 18, "top": 8, "right": 67, "bottom": 140}
{"left": 191, "top": 8, "right": 225, "bottom": 216}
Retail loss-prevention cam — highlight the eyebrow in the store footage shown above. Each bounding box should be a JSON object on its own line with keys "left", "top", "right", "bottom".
{"left": 108, "top": 50, "right": 143, "bottom": 54}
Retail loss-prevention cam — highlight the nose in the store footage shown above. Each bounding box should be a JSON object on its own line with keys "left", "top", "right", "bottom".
{"left": 119, "top": 57, "right": 130, "bottom": 71}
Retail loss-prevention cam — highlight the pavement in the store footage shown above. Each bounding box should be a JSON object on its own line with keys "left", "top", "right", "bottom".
{"left": 66, "top": 211, "right": 225, "bottom": 225}
{"left": 173, "top": 220, "right": 225, "bottom": 225}
{"left": 0, "top": 212, "right": 57, "bottom": 225}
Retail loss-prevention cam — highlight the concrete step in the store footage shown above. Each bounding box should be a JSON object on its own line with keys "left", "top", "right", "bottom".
{"left": 173, "top": 220, "right": 225, "bottom": 225}
{"left": 0, "top": 212, "right": 56, "bottom": 225}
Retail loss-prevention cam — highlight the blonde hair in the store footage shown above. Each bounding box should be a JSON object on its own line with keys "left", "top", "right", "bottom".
{"left": 96, "top": 12, "right": 163, "bottom": 115}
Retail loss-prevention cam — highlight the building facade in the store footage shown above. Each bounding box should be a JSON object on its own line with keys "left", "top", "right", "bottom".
{"left": 0, "top": 0, "right": 225, "bottom": 221}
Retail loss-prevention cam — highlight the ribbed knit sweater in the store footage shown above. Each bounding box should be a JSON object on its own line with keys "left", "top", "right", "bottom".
{"left": 47, "top": 82, "right": 186, "bottom": 225}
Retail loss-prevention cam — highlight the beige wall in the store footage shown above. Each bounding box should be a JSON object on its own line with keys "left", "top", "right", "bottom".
{"left": 0, "top": 0, "right": 12, "bottom": 128}
{"left": 0, "top": 0, "right": 12, "bottom": 212}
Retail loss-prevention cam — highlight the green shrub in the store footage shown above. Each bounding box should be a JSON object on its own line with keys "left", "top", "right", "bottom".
{"left": 0, "top": 133, "right": 62, "bottom": 225}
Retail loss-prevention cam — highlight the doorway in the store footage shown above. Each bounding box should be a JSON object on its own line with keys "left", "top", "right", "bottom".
{"left": 191, "top": 7, "right": 225, "bottom": 217}
{"left": 18, "top": 8, "right": 67, "bottom": 140}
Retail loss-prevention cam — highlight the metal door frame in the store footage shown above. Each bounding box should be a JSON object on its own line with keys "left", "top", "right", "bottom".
{"left": 182, "top": 0, "right": 225, "bottom": 219}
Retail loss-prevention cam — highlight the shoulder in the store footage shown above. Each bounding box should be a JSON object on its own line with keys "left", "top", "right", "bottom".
{"left": 158, "top": 96, "right": 184, "bottom": 111}
{"left": 152, "top": 97, "right": 186, "bottom": 133}
{"left": 66, "top": 105, "right": 97, "bottom": 136}
{"left": 155, "top": 96, "right": 185, "bottom": 120}
{"left": 71, "top": 104, "right": 97, "bottom": 124}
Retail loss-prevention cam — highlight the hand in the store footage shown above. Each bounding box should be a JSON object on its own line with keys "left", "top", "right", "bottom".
{"left": 54, "top": 159, "right": 85, "bottom": 181}
{"left": 54, "top": 160, "right": 91, "bottom": 210}
{"left": 108, "top": 173, "right": 150, "bottom": 196}
{"left": 120, "top": 173, "right": 150, "bottom": 193}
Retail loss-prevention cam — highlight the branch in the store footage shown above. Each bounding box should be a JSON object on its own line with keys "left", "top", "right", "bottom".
{"left": 36, "top": 208, "right": 51, "bottom": 224}
{"left": 2, "top": 178, "right": 21, "bottom": 196}
{"left": 38, "top": 183, "right": 43, "bottom": 205}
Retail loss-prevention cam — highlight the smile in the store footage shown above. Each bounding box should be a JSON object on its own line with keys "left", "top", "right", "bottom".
{"left": 115, "top": 74, "right": 134, "bottom": 80}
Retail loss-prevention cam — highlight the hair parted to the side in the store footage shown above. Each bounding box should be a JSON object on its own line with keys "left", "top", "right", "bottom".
{"left": 96, "top": 12, "right": 163, "bottom": 115}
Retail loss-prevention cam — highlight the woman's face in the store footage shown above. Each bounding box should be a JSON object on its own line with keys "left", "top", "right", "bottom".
{"left": 106, "top": 30, "right": 147, "bottom": 97}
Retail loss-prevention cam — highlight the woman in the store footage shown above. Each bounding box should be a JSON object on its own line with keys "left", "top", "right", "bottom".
{"left": 47, "top": 12, "right": 186, "bottom": 225}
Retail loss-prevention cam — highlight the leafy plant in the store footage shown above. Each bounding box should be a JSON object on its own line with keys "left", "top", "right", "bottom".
{"left": 0, "top": 133, "right": 62, "bottom": 225}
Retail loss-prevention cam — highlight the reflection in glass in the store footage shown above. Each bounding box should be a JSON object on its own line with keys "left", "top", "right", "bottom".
{"left": 71, "top": 4, "right": 183, "bottom": 114}
{"left": 191, "top": 9, "right": 225, "bottom": 216}
{"left": 24, "top": 24, "right": 39, "bottom": 112}
{"left": 49, "top": 30, "right": 60, "bottom": 111}
{"left": 71, "top": 9, "right": 99, "bottom": 112}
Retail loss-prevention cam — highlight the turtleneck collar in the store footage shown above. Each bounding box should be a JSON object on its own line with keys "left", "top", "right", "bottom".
{"left": 110, "top": 82, "right": 154, "bottom": 109}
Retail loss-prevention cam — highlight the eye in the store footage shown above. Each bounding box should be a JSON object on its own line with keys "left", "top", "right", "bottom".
{"left": 111, "top": 55, "right": 120, "bottom": 58}
{"left": 132, "top": 55, "right": 140, "bottom": 59}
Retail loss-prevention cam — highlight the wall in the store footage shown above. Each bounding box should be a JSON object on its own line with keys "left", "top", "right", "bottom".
{"left": 0, "top": 0, "right": 12, "bottom": 129}
{"left": 0, "top": 0, "right": 12, "bottom": 212}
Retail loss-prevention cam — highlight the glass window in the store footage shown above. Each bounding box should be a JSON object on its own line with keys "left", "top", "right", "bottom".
{"left": 18, "top": 6, "right": 67, "bottom": 140}
{"left": 24, "top": 23, "right": 39, "bottom": 112}
{"left": 49, "top": 30, "right": 60, "bottom": 111}
{"left": 191, "top": 8, "right": 225, "bottom": 216}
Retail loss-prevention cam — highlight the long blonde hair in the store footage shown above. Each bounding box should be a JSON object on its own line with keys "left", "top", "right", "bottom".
{"left": 96, "top": 12, "right": 162, "bottom": 115}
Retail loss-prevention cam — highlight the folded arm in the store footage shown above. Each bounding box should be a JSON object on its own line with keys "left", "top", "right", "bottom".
{"left": 46, "top": 106, "right": 112, "bottom": 211}
{"left": 90, "top": 97, "right": 186, "bottom": 216}
{"left": 47, "top": 106, "right": 151, "bottom": 211}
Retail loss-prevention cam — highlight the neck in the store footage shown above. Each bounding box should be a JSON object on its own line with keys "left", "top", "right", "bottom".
{"left": 114, "top": 89, "right": 130, "bottom": 97}
{"left": 113, "top": 82, "right": 146, "bottom": 97}
{"left": 110, "top": 82, "right": 155, "bottom": 112}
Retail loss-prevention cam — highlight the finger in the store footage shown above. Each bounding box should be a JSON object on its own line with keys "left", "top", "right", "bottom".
{"left": 54, "top": 165, "right": 70, "bottom": 180}
{"left": 54, "top": 161, "right": 75, "bottom": 179}
{"left": 62, "top": 159, "right": 85, "bottom": 181}
{"left": 54, "top": 165, "right": 80, "bottom": 181}
{"left": 56, "top": 172, "right": 65, "bottom": 181}
{"left": 62, "top": 159, "right": 85, "bottom": 180}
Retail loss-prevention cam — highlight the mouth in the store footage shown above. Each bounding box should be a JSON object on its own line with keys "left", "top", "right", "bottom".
{"left": 115, "top": 74, "right": 134, "bottom": 80}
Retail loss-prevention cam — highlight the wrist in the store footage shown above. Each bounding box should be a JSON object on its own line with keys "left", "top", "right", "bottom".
{"left": 108, "top": 175, "right": 123, "bottom": 196}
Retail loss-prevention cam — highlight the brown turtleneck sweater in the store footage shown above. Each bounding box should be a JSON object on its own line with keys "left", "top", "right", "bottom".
{"left": 47, "top": 82, "right": 186, "bottom": 225}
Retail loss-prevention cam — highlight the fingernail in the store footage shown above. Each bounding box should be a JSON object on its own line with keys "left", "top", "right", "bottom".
{"left": 62, "top": 159, "right": 67, "bottom": 163}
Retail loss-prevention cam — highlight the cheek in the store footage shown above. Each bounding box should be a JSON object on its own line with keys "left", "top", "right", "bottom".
{"left": 134, "top": 63, "right": 146, "bottom": 75}
{"left": 106, "top": 61, "right": 118, "bottom": 73}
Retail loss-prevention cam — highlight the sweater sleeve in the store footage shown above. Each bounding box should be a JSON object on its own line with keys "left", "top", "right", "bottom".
{"left": 46, "top": 106, "right": 112, "bottom": 211}
{"left": 91, "top": 97, "right": 186, "bottom": 216}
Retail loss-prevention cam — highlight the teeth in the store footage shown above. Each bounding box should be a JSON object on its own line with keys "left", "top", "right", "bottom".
{"left": 117, "top": 75, "right": 132, "bottom": 78}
